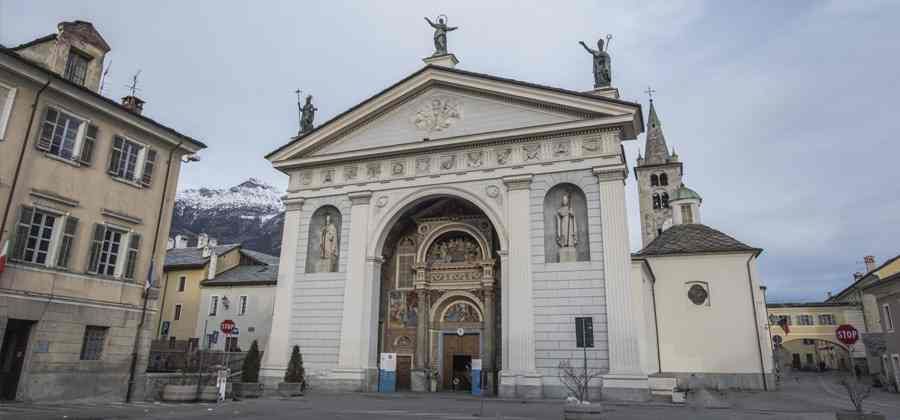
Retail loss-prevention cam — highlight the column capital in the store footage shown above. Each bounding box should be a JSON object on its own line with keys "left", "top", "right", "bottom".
{"left": 502, "top": 175, "right": 533, "bottom": 191}
{"left": 592, "top": 166, "right": 628, "bottom": 183}
{"left": 348, "top": 191, "right": 373, "bottom": 205}
{"left": 283, "top": 197, "right": 305, "bottom": 212}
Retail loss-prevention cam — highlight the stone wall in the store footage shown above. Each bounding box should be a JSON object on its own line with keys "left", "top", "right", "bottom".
{"left": 529, "top": 170, "right": 607, "bottom": 396}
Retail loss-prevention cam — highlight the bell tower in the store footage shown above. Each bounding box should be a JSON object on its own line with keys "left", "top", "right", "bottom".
{"left": 634, "top": 98, "right": 684, "bottom": 246}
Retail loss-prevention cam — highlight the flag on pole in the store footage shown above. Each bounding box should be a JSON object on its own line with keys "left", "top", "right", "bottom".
{"left": 0, "top": 239, "right": 9, "bottom": 274}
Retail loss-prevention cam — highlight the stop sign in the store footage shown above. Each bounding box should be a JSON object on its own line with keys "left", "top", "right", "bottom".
{"left": 220, "top": 319, "right": 236, "bottom": 335}
{"left": 836, "top": 324, "right": 859, "bottom": 346}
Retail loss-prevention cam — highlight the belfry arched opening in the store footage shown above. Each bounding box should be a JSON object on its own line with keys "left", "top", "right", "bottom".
{"left": 376, "top": 196, "right": 500, "bottom": 393}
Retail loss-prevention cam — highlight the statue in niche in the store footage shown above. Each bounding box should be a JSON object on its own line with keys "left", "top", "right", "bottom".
{"left": 556, "top": 191, "right": 578, "bottom": 262}
{"left": 424, "top": 15, "right": 457, "bottom": 56}
{"left": 316, "top": 214, "right": 338, "bottom": 272}
{"left": 579, "top": 35, "right": 612, "bottom": 88}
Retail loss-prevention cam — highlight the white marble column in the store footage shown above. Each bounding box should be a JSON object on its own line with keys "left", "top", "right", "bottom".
{"left": 594, "top": 167, "right": 650, "bottom": 400}
{"left": 260, "top": 197, "right": 304, "bottom": 384}
{"left": 335, "top": 191, "right": 375, "bottom": 388}
{"left": 499, "top": 175, "right": 541, "bottom": 398}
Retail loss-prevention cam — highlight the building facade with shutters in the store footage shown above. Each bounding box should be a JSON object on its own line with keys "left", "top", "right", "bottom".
{"left": 0, "top": 21, "right": 205, "bottom": 402}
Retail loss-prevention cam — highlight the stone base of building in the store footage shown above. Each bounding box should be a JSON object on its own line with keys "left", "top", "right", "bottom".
{"left": 411, "top": 369, "right": 428, "bottom": 392}
{"left": 303, "top": 368, "right": 379, "bottom": 393}
{"left": 601, "top": 374, "right": 651, "bottom": 402}
{"left": 659, "top": 372, "right": 774, "bottom": 391}
{"left": 498, "top": 371, "right": 543, "bottom": 399}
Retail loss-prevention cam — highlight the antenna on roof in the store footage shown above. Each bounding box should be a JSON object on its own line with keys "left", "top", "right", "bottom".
{"left": 125, "top": 70, "right": 142, "bottom": 97}
{"left": 99, "top": 60, "right": 112, "bottom": 95}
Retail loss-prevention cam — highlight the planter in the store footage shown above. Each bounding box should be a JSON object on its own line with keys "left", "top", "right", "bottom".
{"left": 161, "top": 384, "right": 220, "bottom": 402}
{"left": 563, "top": 403, "right": 604, "bottom": 420}
{"left": 277, "top": 382, "right": 304, "bottom": 397}
{"left": 234, "top": 382, "right": 264, "bottom": 398}
{"left": 836, "top": 412, "right": 886, "bottom": 420}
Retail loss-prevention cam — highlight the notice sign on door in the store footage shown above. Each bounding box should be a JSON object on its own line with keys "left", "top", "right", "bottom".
{"left": 380, "top": 352, "right": 397, "bottom": 372}
{"left": 575, "top": 317, "right": 594, "bottom": 348}
{"left": 471, "top": 359, "right": 482, "bottom": 370}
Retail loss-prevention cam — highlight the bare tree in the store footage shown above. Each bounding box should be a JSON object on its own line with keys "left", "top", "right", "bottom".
{"left": 557, "top": 360, "right": 604, "bottom": 404}
{"left": 840, "top": 374, "right": 873, "bottom": 415}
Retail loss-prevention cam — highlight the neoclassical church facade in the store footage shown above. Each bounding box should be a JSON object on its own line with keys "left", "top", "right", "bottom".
{"left": 262, "top": 44, "right": 773, "bottom": 399}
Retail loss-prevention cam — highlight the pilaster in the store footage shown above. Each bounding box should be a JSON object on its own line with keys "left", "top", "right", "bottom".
{"left": 261, "top": 197, "right": 304, "bottom": 382}
{"left": 337, "top": 191, "right": 374, "bottom": 378}
{"left": 499, "top": 175, "right": 541, "bottom": 398}
{"left": 593, "top": 167, "right": 650, "bottom": 400}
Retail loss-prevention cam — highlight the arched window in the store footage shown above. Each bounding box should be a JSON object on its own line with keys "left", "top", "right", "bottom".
{"left": 650, "top": 174, "right": 659, "bottom": 186}
{"left": 652, "top": 193, "right": 661, "bottom": 209}
{"left": 661, "top": 192, "right": 670, "bottom": 208}
{"left": 659, "top": 173, "right": 668, "bottom": 186}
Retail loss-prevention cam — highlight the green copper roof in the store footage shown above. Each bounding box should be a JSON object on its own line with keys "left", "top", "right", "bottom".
{"left": 671, "top": 184, "right": 702, "bottom": 202}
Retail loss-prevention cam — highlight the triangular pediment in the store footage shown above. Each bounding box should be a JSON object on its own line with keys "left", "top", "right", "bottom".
{"left": 267, "top": 66, "right": 642, "bottom": 164}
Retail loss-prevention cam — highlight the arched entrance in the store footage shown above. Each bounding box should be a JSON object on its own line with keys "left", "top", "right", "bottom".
{"left": 775, "top": 337, "right": 850, "bottom": 372}
{"left": 375, "top": 195, "right": 500, "bottom": 394}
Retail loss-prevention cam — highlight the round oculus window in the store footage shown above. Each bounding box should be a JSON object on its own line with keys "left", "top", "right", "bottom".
{"left": 687, "top": 284, "right": 709, "bottom": 305}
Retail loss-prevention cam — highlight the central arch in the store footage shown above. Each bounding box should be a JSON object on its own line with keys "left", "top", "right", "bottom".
{"left": 372, "top": 191, "right": 502, "bottom": 394}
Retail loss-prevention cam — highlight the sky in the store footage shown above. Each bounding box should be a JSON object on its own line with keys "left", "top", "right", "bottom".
{"left": 3, "top": 1, "right": 899, "bottom": 302}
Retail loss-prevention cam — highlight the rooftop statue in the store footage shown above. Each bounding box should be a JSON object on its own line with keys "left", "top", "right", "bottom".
{"left": 425, "top": 15, "right": 458, "bottom": 56}
{"left": 579, "top": 35, "right": 612, "bottom": 88}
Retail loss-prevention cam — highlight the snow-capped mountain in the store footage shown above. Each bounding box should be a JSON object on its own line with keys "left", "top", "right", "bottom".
{"left": 171, "top": 178, "right": 285, "bottom": 255}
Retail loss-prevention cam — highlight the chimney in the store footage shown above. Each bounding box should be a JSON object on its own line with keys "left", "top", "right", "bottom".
{"left": 864, "top": 255, "right": 877, "bottom": 273}
{"left": 197, "top": 233, "right": 209, "bottom": 249}
{"left": 207, "top": 250, "right": 218, "bottom": 280}
{"left": 208, "top": 238, "right": 218, "bottom": 247}
{"left": 174, "top": 235, "right": 188, "bottom": 249}
{"left": 121, "top": 95, "right": 145, "bottom": 114}
{"left": 853, "top": 272, "right": 864, "bottom": 281}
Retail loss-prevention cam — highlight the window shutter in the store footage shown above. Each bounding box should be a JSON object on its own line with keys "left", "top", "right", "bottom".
{"left": 87, "top": 224, "right": 106, "bottom": 274}
{"left": 56, "top": 216, "right": 79, "bottom": 268}
{"left": 11, "top": 206, "right": 34, "bottom": 260}
{"left": 107, "top": 136, "right": 124, "bottom": 176}
{"left": 36, "top": 108, "right": 57, "bottom": 152}
{"left": 79, "top": 124, "right": 98, "bottom": 166}
{"left": 124, "top": 233, "right": 141, "bottom": 280}
{"left": 141, "top": 149, "right": 157, "bottom": 187}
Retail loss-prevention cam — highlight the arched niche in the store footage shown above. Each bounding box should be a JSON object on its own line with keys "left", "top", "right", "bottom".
{"left": 305, "top": 205, "right": 342, "bottom": 273}
{"left": 543, "top": 183, "right": 591, "bottom": 262}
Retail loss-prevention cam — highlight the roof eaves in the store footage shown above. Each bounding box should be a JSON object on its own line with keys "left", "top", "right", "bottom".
{"left": 11, "top": 34, "right": 57, "bottom": 50}
{"left": 0, "top": 47, "right": 207, "bottom": 150}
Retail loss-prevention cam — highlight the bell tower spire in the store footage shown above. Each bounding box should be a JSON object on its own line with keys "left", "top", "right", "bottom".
{"left": 633, "top": 93, "right": 685, "bottom": 246}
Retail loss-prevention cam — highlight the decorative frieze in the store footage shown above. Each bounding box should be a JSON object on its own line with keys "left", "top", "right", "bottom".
{"left": 292, "top": 128, "right": 621, "bottom": 191}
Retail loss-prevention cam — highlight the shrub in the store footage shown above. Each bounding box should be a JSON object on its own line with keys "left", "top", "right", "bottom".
{"left": 241, "top": 340, "right": 261, "bottom": 383}
{"left": 284, "top": 345, "right": 306, "bottom": 389}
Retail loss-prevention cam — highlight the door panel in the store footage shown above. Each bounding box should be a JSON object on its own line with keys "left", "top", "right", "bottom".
{"left": 397, "top": 355, "right": 412, "bottom": 390}
{"left": 0, "top": 320, "right": 34, "bottom": 401}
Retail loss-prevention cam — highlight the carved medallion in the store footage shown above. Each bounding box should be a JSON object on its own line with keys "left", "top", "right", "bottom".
{"left": 344, "top": 165, "right": 358, "bottom": 181}
{"left": 367, "top": 163, "right": 381, "bottom": 179}
{"left": 391, "top": 161, "right": 405, "bottom": 176}
{"left": 582, "top": 135, "right": 601, "bottom": 154}
{"left": 522, "top": 144, "right": 541, "bottom": 161}
{"left": 495, "top": 148, "right": 512, "bottom": 165}
{"left": 688, "top": 284, "right": 709, "bottom": 306}
{"left": 416, "top": 157, "right": 431, "bottom": 174}
{"left": 440, "top": 155, "right": 457, "bottom": 170}
{"left": 466, "top": 150, "right": 484, "bottom": 168}
{"left": 411, "top": 96, "right": 462, "bottom": 133}
{"left": 376, "top": 195, "right": 389, "bottom": 208}
{"left": 300, "top": 171, "right": 313, "bottom": 185}
{"left": 321, "top": 169, "right": 335, "bottom": 184}
{"left": 552, "top": 141, "right": 571, "bottom": 157}
{"left": 485, "top": 185, "right": 500, "bottom": 199}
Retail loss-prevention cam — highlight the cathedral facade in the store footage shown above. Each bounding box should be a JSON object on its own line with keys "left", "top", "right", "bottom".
{"left": 262, "top": 44, "right": 773, "bottom": 399}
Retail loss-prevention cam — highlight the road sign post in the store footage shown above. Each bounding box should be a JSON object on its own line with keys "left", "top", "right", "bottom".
{"left": 575, "top": 317, "right": 594, "bottom": 400}
{"left": 836, "top": 324, "right": 860, "bottom": 379}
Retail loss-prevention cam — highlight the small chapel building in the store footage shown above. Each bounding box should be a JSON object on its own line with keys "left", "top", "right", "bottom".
{"left": 262, "top": 32, "right": 773, "bottom": 399}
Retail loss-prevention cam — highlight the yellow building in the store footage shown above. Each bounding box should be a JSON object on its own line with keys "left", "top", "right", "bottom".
{"left": 767, "top": 302, "right": 865, "bottom": 372}
{"left": 158, "top": 238, "right": 242, "bottom": 343}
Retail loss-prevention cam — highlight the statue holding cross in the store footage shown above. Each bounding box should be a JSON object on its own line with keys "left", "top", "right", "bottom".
{"left": 579, "top": 35, "right": 613, "bottom": 88}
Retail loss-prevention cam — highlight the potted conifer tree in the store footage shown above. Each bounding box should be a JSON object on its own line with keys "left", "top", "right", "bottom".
{"left": 234, "top": 340, "right": 264, "bottom": 398}
{"left": 278, "top": 345, "right": 306, "bottom": 397}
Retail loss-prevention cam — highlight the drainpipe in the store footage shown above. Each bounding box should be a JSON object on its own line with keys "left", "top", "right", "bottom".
{"left": 746, "top": 252, "right": 768, "bottom": 391}
{"left": 125, "top": 140, "right": 183, "bottom": 402}
{"left": 0, "top": 79, "right": 51, "bottom": 266}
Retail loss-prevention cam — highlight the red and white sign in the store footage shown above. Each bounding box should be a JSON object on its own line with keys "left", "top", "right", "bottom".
{"left": 220, "top": 319, "right": 236, "bottom": 335}
{"left": 0, "top": 239, "right": 9, "bottom": 274}
{"left": 836, "top": 324, "right": 859, "bottom": 346}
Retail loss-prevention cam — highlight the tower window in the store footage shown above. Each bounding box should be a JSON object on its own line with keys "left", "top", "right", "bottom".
{"left": 652, "top": 193, "right": 661, "bottom": 209}
{"left": 661, "top": 192, "right": 670, "bottom": 208}
{"left": 681, "top": 204, "right": 693, "bottom": 224}
{"left": 63, "top": 49, "right": 91, "bottom": 86}
{"left": 659, "top": 173, "right": 668, "bottom": 186}
{"left": 650, "top": 174, "right": 659, "bottom": 186}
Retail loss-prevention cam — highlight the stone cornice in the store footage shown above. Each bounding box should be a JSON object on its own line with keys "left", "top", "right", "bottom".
{"left": 283, "top": 197, "right": 305, "bottom": 212}
{"left": 100, "top": 208, "right": 143, "bottom": 225}
{"left": 593, "top": 166, "right": 628, "bottom": 183}
{"left": 30, "top": 189, "right": 79, "bottom": 208}
{"left": 348, "top": 191, "right": 373, "bottom": 205}
{"left": 502, "top": 174, "right": 533, "bottom": 191}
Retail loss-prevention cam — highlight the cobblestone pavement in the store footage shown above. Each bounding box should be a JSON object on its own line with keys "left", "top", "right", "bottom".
{"left": 0, "top": 373, "right": 897, "bottom": 419}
